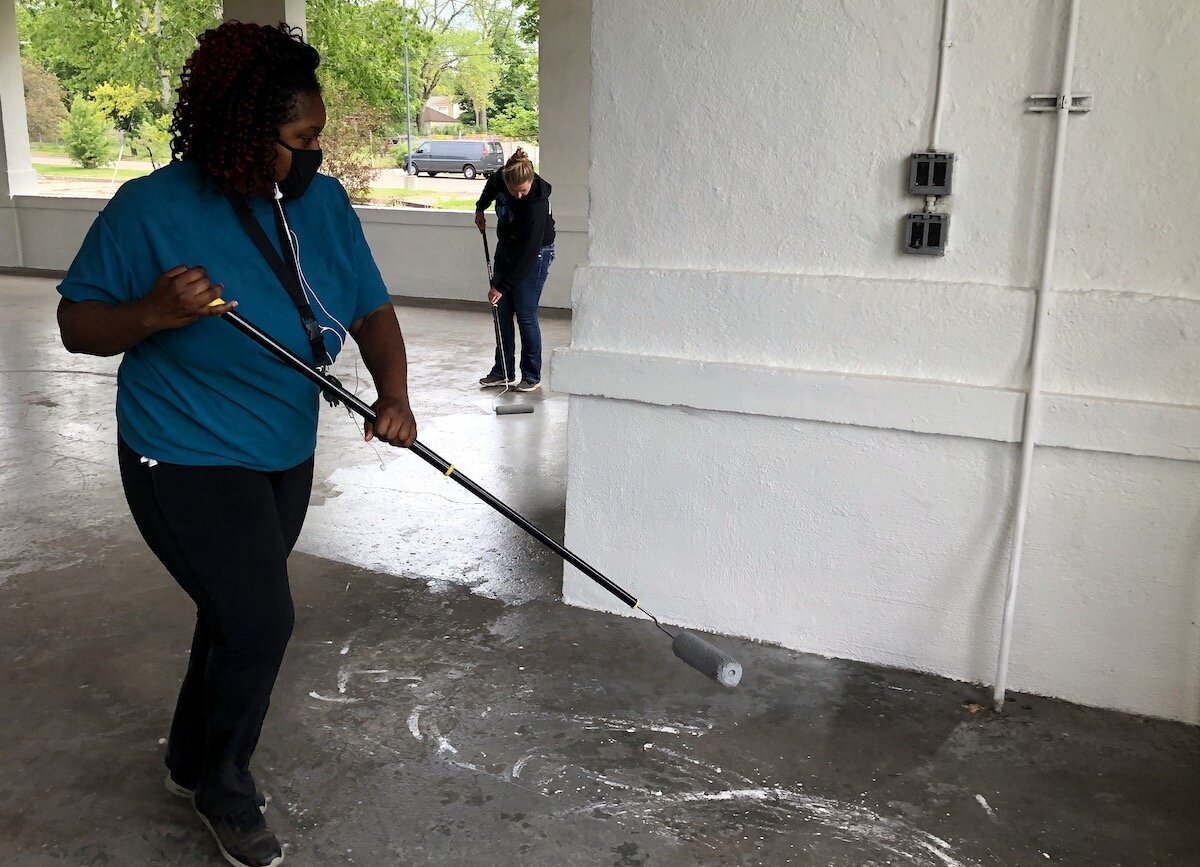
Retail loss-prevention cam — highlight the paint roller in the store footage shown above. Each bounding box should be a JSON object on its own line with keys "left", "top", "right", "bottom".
{"left": 490, "top": 302, "right": 533, "bottom": 416}
{"left": 481, "top": 227, "right": 534, "bottom": 416}
{"left": 211, "top": 303, "right": 742, "bottom": 688}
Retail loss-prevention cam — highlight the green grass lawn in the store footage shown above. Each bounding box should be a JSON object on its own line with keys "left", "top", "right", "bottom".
{"left": 368, "top": 189, "right": 478, "bottom": 210}
{"left": 34, "top": 162, "right": 150, "bottom": 181}
{"left": 29, "top": 142, "right": 69, "bottom": 156}
{"left": 32, "top": 165, "right": 473, "bottom": 210}
{"left": 370, "top": 187, "right": 441, "bottom": 198}
{"left": 369, "top": 188, "right": 478, "bottom": 210}
{"left": 429, "top": 197, "right": 481, "bottom": 210}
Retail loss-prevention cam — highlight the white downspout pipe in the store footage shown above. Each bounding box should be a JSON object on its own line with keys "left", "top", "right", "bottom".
{"left": 928, "top": 0, "right": 954, "bottom": 152}
{"left": 923, "top": 0, "right": 953, "bottom": 214}
{"left": 992, "top": 0, "right": 1082, "bottom": 712}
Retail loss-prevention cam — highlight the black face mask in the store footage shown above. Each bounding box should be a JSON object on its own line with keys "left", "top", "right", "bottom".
{"left": 277, "top": 141, "right": 323, "bottom": 200}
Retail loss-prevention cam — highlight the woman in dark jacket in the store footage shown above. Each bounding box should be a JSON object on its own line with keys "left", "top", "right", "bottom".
{"left": 474, "top": 148, "right": 555, "bottom": 391}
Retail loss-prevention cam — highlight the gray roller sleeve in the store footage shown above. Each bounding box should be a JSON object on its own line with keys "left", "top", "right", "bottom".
{"left": 672, "top": 631, "right": 742, "bottom": 688}
{"left": 495, "top": 405, "right": 534, "bottom": 415}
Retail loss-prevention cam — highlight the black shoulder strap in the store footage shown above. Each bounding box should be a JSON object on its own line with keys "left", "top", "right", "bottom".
{"left": 226, "top": 192, "right": 330, "bottom": 367}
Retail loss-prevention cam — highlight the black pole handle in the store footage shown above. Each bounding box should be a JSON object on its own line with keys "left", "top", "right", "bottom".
{"left": 480, "top": 227, "right": 493, "bottom": 284}
{"left": 219, "top": 308, "right": 639, "bottom": 609}
{"left": 482, "top": 229, "right": 509, "bottom": 379}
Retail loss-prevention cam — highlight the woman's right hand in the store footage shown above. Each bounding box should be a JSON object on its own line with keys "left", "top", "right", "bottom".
{"left": 139, "top": 265, "right": 235, "bottom": 331}
{"left": 474, "top": 211, "right": 486, "bottom": 233}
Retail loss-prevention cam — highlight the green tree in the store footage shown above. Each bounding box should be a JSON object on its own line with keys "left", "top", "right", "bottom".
{"left": 466, "top": 0, "right": 513, "bottom": 45}
{"left": 514, "top": 0, "right": 538, "bottom": 44}
{"left": 410, "top": 0, "right": 472, "bottom": 133}
{"left": 21, "top": 59, "right": 68, "bottom": 141}
{"left": 489, "top": 29, "right": 537, "bottom": 118}
{"left": 307, "top": 0, "right": 429, "bottom": 128}
{"left": 91, "top": 81, "right": 156, "bottom": 134}
{"left": 131, "top": 114, "right": 173, "bottom": 168}
{"left": 61, "top": 97, "right": 117, "bottom": 168}
{"left": 320, "top": 80, "right": 388, "bottom": 204}
{"left": 490, "top": 104, "right": 538, "bottom": 142}
{"left": 17, "top": 0, "right": 221, "bottom": 111}
{"left": 453, "top": 33, "right": 500, "bottom": 130}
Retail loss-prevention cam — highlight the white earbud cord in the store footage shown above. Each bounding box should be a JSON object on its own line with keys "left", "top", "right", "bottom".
{"left": 273, "top": 188, "right": 384, "bottom": 470}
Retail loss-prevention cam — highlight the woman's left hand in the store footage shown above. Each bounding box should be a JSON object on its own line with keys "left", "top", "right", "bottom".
{"left": 365, "top": 396, "right": 417, "bottom": 448}
{"left": 488, "top": 287, "right": 502, "bottom": 306}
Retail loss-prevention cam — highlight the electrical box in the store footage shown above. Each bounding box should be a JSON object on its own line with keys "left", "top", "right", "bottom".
{"left": 909, "top": 152, "right": 954, "bottom": 197}
{"left": 904, "top": 213, "right": 948, "bottom": 256}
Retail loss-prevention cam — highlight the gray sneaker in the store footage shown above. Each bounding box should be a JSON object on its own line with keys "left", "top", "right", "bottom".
{"left": 479, "top": 373, "right": 514, "bottom": 388}
{"left": 195, "top": 804, "right": 284, "bottom": 867}
{"left": 514, "top": 380, "right": 541, "bottom": 393}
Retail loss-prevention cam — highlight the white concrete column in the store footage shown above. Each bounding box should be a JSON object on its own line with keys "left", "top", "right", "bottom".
{"left": 0, "top": 0, "right": 34, "bottom": 199}
{"left": 534, "top": 0, "right": 589, "bottom": 308}
{"left": 538, "top": 0, "right": 589, "bottom": 221}
{"left": 0, "top": 0, "right": 35, "bottom": 266}
{"left": 222, "top": 0, "right": 307, "bottom": 33}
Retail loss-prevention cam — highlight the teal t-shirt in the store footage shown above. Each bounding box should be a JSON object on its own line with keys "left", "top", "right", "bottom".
{"left": 58, "top": 160, "right": 390, "bottom": 471}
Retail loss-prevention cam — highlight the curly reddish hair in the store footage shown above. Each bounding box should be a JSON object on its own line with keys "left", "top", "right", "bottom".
{"left": 171, "top": 21, "right": 321, "bottom": 192}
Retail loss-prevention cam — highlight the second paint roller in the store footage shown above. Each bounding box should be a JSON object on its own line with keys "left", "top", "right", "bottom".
{"left": 481, "top": 226, "right": 534, "bottom": 416}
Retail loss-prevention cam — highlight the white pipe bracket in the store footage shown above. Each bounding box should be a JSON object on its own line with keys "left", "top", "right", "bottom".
{"left": 1026, "top": 94, "right": 1093, "bottom": 113}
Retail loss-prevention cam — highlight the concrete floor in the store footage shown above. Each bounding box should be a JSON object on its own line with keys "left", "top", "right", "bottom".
{"left": 1, "top": 273, "right": 1198, "bottom": 867}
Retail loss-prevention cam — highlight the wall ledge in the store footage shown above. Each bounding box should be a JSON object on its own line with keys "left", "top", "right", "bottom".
{"left": 551, "top": 347, "right": 1200, "bottom": 463}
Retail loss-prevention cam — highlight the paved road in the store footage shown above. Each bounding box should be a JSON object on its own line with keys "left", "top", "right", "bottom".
{"left": 376, "top": 168, "right": 488, "bottom": 194}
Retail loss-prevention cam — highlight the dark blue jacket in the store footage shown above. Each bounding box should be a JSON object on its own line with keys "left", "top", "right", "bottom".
{"left": 476, "top": 173, "right": 554, "bottom": 295}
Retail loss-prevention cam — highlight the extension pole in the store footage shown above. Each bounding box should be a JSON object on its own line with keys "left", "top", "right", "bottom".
{"left": 218, "top": 308, "right": 637, "bottom": 609}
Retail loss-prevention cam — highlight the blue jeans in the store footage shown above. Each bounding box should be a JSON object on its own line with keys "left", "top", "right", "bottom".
{"left": 491, "top": 243, "right": 554, "bottom": 383}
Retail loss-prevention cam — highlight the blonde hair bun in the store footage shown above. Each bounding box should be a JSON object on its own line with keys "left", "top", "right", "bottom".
{"left": 502, "top": 147, "right": 534, "bottom": 186}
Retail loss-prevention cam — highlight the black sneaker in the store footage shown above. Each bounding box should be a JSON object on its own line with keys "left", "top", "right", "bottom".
{"left": 479, "top": 373, "right": 513, "bottom": 388}
{"left": 195, "top": 804, "right": 284, "bottom": 867}
{"left": 513, "top": 380, "right": 541, "bottom": 393}
{"left": 167, "top": 775, "right": 267, "bottom": 813}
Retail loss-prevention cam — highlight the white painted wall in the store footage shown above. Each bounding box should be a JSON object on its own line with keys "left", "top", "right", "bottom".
{"left": 554, "top": 0, "right": 1200, "bottom": 723}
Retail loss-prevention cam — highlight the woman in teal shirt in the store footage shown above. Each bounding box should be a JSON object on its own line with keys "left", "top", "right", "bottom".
{"left": 56, "top": 22, "right": 414, "bottom": 867}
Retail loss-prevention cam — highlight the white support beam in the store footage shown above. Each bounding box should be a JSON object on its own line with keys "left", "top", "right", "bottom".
{"left": 222, "top": 0, "right": 307, "bottom": 34}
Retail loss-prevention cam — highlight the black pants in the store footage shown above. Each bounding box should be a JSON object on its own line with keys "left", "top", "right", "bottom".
{"left": 118, "top": 438, "right": 313, "bottom": 821}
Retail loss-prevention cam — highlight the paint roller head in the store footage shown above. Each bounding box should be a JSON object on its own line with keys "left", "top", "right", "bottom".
{"left": 672, "top": 631, "right": 742, "bottom": 688}
{"left": 495, "top": 404, "right": 534, "bottom": 415}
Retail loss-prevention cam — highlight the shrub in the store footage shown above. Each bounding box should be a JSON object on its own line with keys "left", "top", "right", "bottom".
{"left": 61, "top": 97, "right": 117, "bottom": 168}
